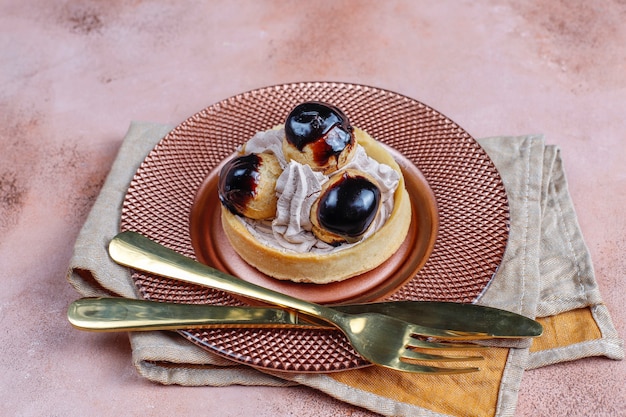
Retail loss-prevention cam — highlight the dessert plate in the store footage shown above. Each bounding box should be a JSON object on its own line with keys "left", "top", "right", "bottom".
{"left": 121, "top": 82, "right": 510, "bottom": 372}
{"left": 189, "top": 144, "right": 438, "bottom": 305}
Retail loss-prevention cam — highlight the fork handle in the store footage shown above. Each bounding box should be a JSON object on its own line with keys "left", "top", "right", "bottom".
{"left": 109, "top": 232, "right": 340, "bottom": 323}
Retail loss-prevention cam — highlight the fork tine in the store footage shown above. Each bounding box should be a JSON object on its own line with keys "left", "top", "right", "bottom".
{"left": 408, "top": 325, "right": 490, "bottom": 344}
{"left": 407, "top": 325, "right": 491, "bottom": 340}
{"left": 403, "top": 349, "right": 483, "bottom": 362}
{"left": 392, "top": 360, "right": 481, "bottom": 374}
{"left": 407, "top": 336, "right": 485, "bottom": 350}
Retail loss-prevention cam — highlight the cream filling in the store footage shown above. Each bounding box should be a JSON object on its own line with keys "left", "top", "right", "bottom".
{"left": 238, "top": 127, "right": 399, "bottom": 254}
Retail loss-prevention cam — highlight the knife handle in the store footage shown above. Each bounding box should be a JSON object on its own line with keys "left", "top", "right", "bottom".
{"left": 67, "top": 297, "right": 312, "bottom": 332}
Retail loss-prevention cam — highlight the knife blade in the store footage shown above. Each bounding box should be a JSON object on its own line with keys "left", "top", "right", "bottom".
{"left": 68, "top": 297, "right": 542, "bottom": 339}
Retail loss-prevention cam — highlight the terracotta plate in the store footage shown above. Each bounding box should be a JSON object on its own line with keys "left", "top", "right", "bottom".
{"left": 121, "top": 82, "right": 510, "bottom": 373}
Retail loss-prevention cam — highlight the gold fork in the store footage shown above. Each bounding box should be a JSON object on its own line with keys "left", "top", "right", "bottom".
{"left": 109, "top": 231, "right": 482, "bottom": 374}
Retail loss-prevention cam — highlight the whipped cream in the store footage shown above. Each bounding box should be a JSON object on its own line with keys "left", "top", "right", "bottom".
{"left": 238, "top": 127, "right": 399, "bottom": 253}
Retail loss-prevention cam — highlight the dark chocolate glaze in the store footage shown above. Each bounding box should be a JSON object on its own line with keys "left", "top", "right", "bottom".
{"left": 285, "top": 101, "right": 354, "bottom": 166}
{"left": 317, "top": 173, "right": 381, "bottom": 240}
{"left": 218, "top": 153, "right": 261, "bottom": 216}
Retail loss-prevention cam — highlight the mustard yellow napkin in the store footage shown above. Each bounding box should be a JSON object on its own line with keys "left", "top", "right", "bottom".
{"left": 67, "top": 122, "right": 623, "bottom": 417}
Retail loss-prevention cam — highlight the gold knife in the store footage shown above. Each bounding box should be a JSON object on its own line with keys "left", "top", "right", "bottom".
{"left": 68, "top": 297, "right": 542, "bottom": 339}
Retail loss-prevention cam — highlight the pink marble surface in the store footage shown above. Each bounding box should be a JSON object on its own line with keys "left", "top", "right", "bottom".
{"left": 1, "top": 1, "right": 624, "bottom": 416}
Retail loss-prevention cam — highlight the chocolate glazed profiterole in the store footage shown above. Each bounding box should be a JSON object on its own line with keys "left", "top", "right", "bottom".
{"left": 218, "top": 152, "right": 282, "bottom": 220}
{"left": 311, "top": 169, "right": 382, "bottom": 246}
{"left": 283, "top": 101, "right": 357, "bottom": 174}
{"left": 217, "top": 101, "right": 412, "bottom": 284}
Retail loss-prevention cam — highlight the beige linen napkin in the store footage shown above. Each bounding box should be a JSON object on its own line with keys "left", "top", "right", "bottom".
{"left": 67, "top": 121, "right": 623, "bottom": 417}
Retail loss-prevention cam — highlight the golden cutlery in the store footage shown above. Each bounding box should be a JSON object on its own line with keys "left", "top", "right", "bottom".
{"left": 68, "top": 297, "right": 488, "bottom": 362}
{"left": 108, "top": 231, "right": 482, "bottom": 374}
{"left": 68, "top": 296, "right": 541, "bottom": 339}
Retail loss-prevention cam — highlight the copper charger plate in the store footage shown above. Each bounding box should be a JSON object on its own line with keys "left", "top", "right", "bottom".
{"left": 121, "top": 82, "right": 510, "bottom": 373}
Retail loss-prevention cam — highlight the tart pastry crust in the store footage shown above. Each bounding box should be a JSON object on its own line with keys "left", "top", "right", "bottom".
{"left": 221, "top": 128, "right": 411, "bottom": 284}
